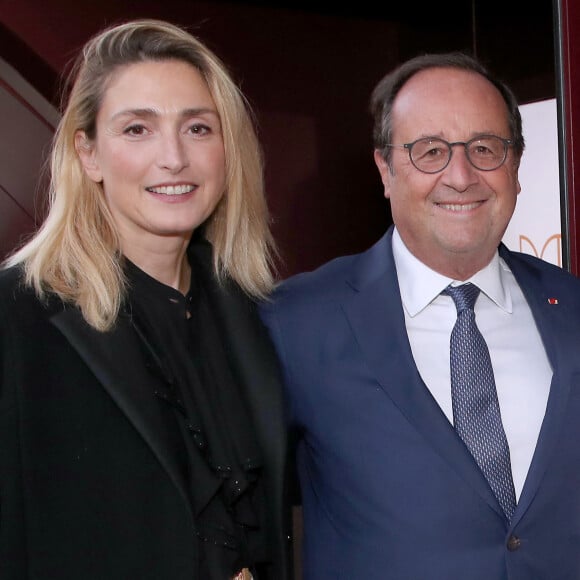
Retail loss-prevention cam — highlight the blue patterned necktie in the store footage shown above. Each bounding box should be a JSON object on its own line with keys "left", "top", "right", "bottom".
{"left": 444, "top": 283, "right": 517, "bottom": 521}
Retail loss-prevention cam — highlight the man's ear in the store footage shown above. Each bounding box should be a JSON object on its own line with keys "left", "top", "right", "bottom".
{"left": 75, "top": 130, "right": 102, "bottom": 183}
{"left": 373, "top": 149, "right": 392, "bottom": 199}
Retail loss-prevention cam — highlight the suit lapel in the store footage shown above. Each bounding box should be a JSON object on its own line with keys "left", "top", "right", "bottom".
{"left": 50, "top": 307, "right": 192, "bottom": 515}
{"left": 342, "top": 229, "right": 503, "bottom": 516}
{"left": 502, "top": 249, "right": 578, "bottom": 520}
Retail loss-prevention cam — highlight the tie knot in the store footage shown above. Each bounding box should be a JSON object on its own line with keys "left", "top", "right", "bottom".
{"left": 443, "top": 282, "right": 480, "bottom": 313}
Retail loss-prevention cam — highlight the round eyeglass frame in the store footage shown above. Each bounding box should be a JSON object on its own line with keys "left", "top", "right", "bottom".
{"left": 385, "top": 134, "right": 514, "bottom": 174}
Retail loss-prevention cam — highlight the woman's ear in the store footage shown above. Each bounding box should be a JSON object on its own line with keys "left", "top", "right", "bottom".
{"left": 75, "top": 130, "right": 103, "bottom": 183}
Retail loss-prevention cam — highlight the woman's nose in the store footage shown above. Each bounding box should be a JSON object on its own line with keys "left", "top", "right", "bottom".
{"left": 157, "top": 133, "right": 190, "bottom": 173}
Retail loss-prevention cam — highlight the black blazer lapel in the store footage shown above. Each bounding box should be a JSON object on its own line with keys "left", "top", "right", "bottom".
{"left": 50, "top": 307, "right": 192, "bottom": 515}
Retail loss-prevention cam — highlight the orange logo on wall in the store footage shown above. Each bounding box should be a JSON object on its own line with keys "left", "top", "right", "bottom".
{"left": 518, "top": 234, "right": 562, "bottom": 267}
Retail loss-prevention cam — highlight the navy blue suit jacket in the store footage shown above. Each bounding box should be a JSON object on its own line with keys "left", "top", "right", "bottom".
{"left": 260, "top": 226, "right": 580, "bottom": 580}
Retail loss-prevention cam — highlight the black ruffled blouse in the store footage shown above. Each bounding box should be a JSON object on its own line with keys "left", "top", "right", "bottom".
{"left": 123, "top": 245, "right": 270, "bottom": 579}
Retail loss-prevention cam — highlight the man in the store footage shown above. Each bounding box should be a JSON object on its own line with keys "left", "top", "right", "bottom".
{"left": 259, "top": 52, "right": 580, "bottom": 579}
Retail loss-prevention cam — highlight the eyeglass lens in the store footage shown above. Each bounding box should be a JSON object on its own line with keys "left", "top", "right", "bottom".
{"left": 409, "top": 136, "right": 508, "bottom": 173}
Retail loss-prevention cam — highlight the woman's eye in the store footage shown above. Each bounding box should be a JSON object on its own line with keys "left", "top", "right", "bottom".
{"left": 187, "top": 123, "right": 212, "bottom": 136}
{"left": 123, "top": 124, "right": 148, "bottom": 136}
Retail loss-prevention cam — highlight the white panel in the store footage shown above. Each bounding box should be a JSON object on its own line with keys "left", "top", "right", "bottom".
{"left": 502, "top": 99, "right": 562, "bottom": 267}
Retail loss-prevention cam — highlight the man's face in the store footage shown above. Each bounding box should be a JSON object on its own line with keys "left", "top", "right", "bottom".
{"left": 374, "top": 67, "right": 521, "bottom": 279}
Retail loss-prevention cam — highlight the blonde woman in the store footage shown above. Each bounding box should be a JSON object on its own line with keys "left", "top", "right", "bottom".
{"left": 0, "top": 19, "right": 291, "bottom": 580}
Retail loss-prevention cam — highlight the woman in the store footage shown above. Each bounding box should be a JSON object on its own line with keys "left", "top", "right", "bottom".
{"left": 0, "top": 19, "right": 292, "bottom": 580}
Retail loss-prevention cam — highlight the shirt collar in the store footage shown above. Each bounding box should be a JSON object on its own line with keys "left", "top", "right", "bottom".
{"left": 392, "top": 227, "right": 513, "bottom": 317}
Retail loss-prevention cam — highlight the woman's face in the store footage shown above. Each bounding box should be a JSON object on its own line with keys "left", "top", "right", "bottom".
{"left": 76, "top": 59, "right": 226, "bottom": 253}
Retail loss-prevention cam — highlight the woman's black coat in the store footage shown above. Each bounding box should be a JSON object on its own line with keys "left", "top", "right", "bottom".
{"left": 0, "top": 245, "right": 292, "bottom": 579}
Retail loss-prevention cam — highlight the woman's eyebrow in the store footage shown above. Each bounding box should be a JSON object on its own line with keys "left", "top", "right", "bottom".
{"left": 110, "top": 107, "right": 219, "bottom": 121}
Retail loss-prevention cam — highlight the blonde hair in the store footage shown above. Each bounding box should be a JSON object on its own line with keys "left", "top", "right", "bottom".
{"left": 4, "top": 19, "right": 278, "bottom": 331}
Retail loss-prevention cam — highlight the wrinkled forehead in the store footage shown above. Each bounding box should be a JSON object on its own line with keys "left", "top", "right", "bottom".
{"left": 391, "top": 67, "right": 511, "bottom": 140}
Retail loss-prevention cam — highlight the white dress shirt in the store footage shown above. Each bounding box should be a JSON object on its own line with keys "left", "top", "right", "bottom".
{"left": 392, "top": 228, "right": 552, "bottom": 500}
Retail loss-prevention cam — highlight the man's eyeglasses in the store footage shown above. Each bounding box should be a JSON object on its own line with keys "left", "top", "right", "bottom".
{"left": 385, "top": 135, "right": 514, "bottom": 174}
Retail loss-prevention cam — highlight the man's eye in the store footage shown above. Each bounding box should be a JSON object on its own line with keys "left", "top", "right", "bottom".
{"left": 473, "top": 145, "right": 493, "bottom": 156}
{"left": 416, "top": 145, "right": 445, "bottom": 159}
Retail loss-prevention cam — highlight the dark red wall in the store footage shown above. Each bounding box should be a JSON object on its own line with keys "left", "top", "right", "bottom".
{"left": 0, "top": 0, "right": 557, "bottom": 277}
{"left": 558, "top": 0, "right": 580, "bottom": 274}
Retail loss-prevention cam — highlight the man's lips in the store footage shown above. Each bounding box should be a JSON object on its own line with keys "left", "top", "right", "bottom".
{"left": 437, "top": 201, "right": 483, "bottom": 211}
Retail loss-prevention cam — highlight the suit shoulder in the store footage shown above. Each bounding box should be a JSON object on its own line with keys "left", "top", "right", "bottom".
{"left": 0, "top": 266, "right": 28, "bottom": 298}
{"left": 0, "top": 266, "right": 64, "bottom": 320}
{"left": 270, "top": 252, "right": 360, "bottom": 305}
{"left": 506, "top": 250, "right": 580, "bottom": 283}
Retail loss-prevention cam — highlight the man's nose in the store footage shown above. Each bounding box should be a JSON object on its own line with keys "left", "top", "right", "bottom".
{"left": 440, "top": 145, "right": 480, "bottom": 191}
